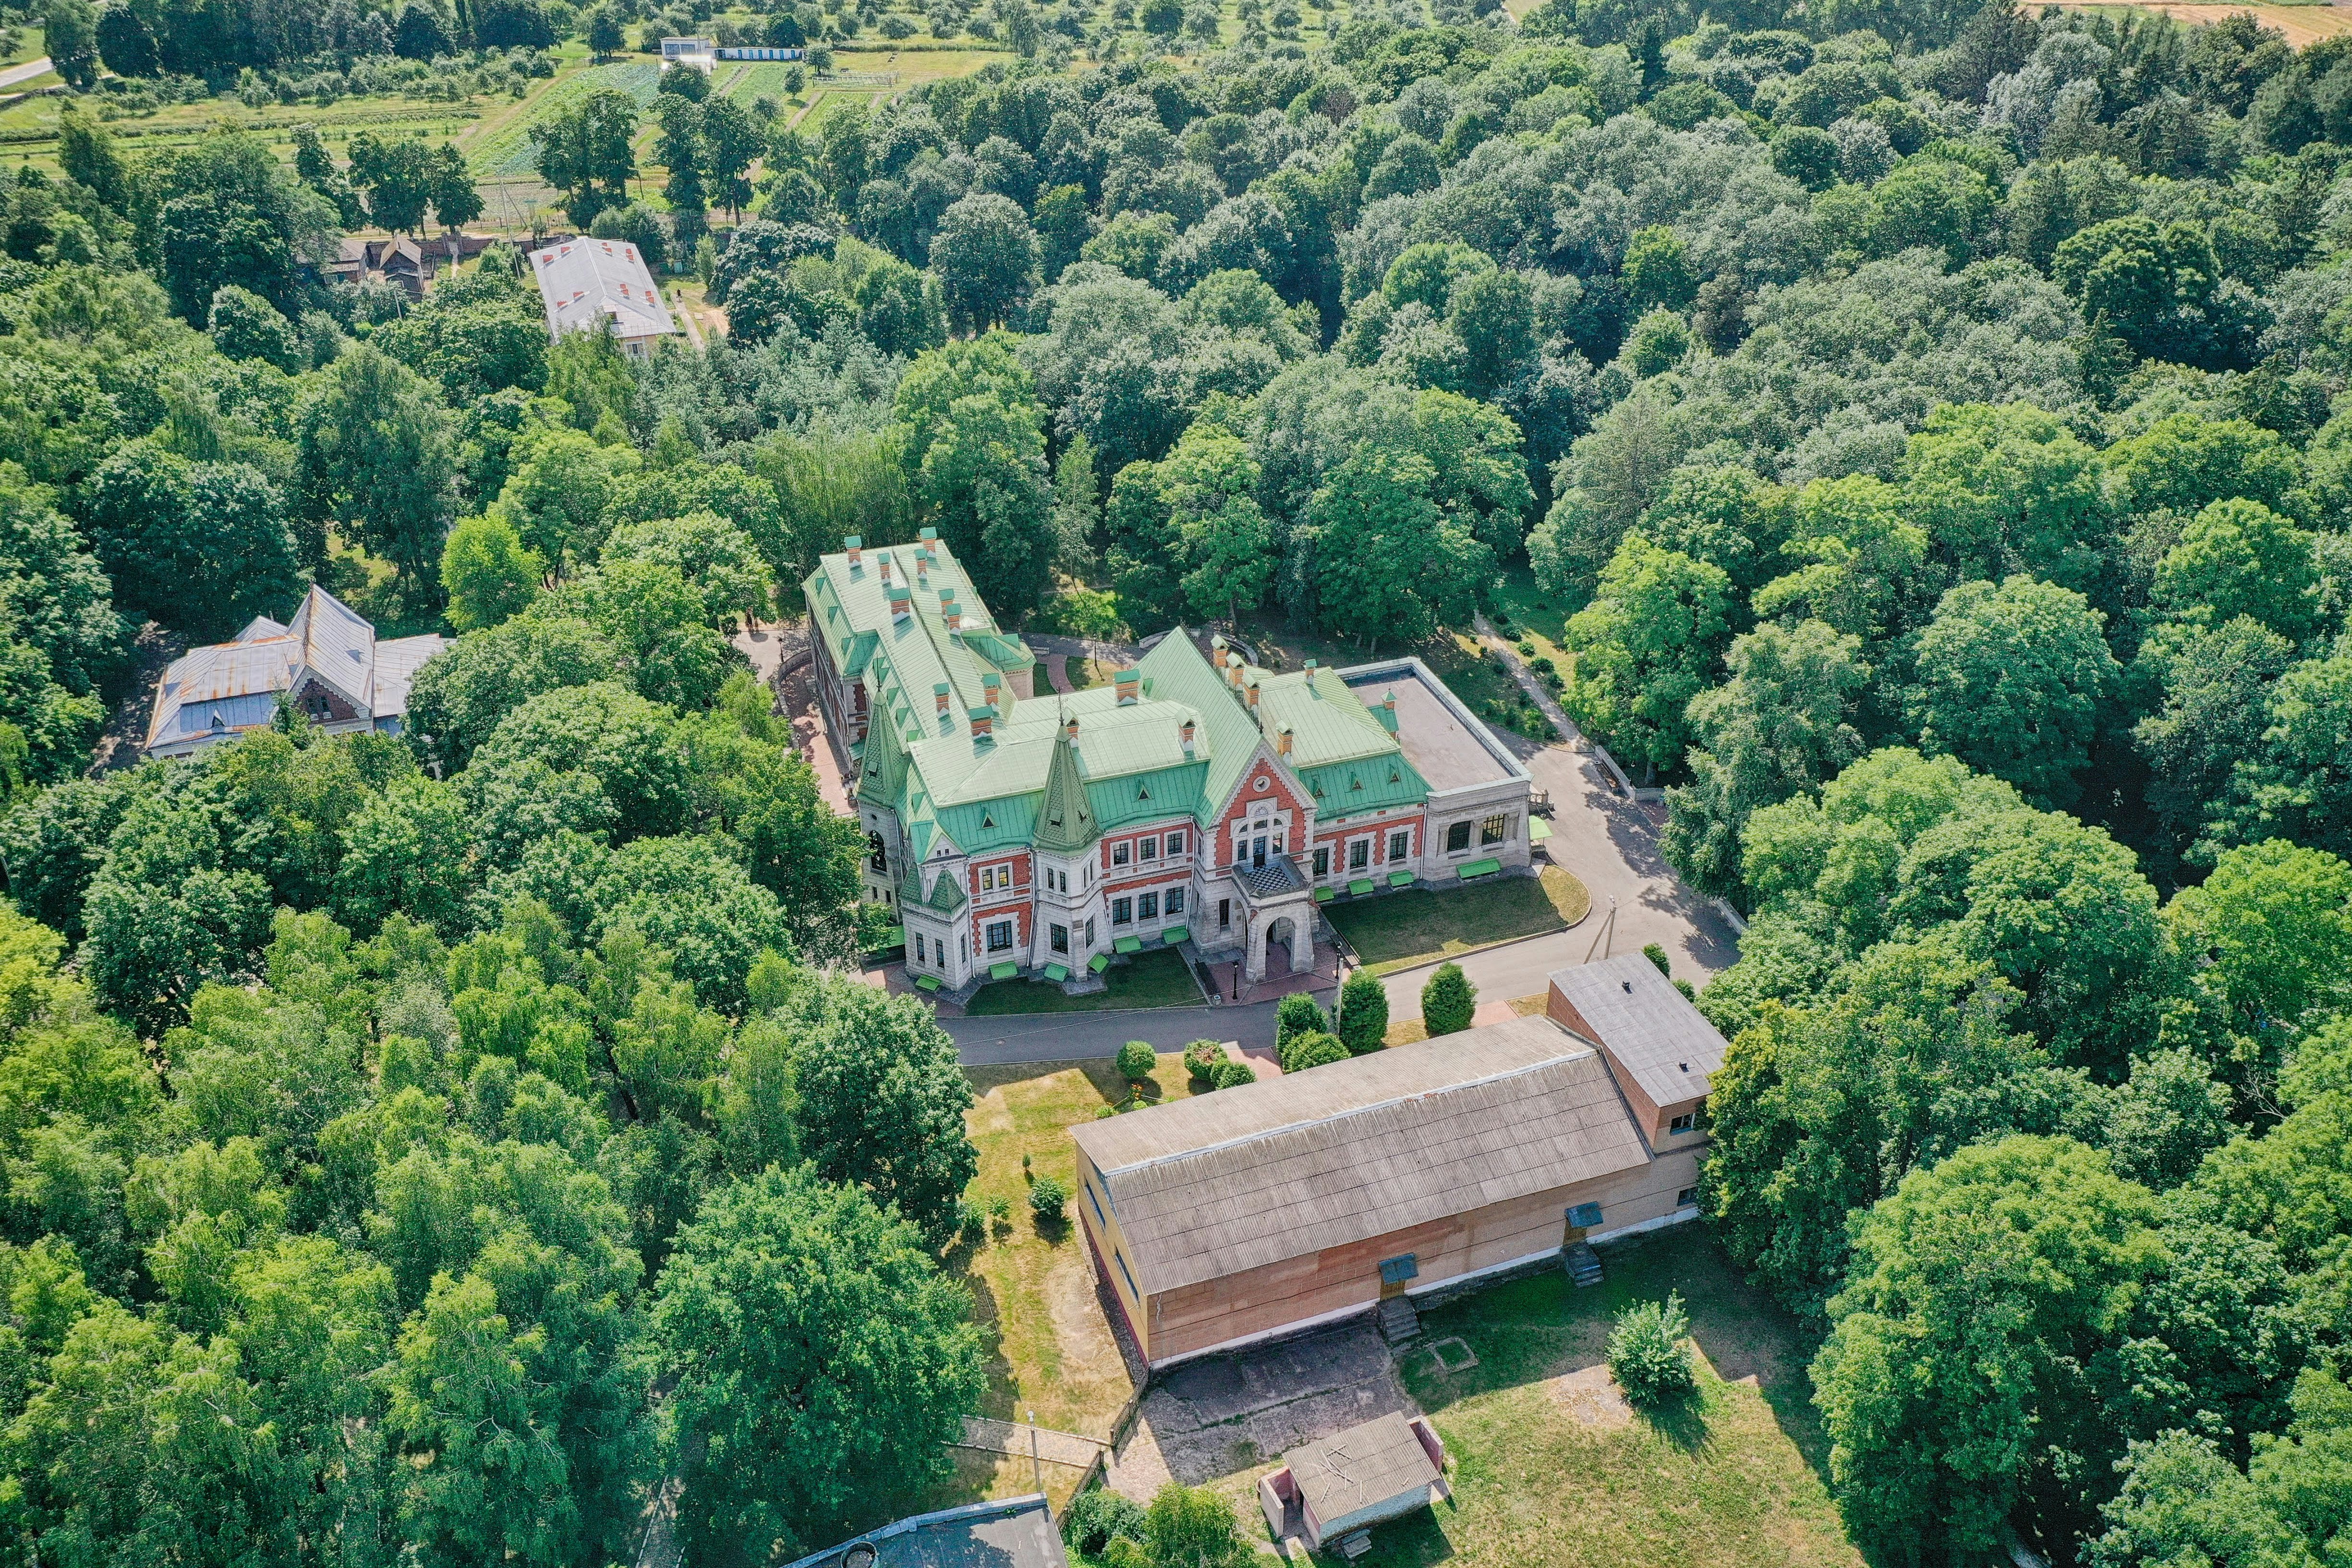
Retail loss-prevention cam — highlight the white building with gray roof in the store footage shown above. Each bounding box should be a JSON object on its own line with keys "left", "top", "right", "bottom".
{"left": 527, "top": 237, "right": 678, "bottom": 357}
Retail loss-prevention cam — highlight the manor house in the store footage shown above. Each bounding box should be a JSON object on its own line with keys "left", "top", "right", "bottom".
{"left": 803, "top": 532, "right": 1533, "bottom": 992}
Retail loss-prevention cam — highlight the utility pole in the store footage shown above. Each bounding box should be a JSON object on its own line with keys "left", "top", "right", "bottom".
{"left": 1028, "top": 1408, "right": 1042, "bottom": 1495}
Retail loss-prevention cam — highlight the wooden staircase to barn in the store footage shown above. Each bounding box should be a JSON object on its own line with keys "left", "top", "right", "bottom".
{"left": 1564, "top": 1241, "right": 1604, "bottom": 1288}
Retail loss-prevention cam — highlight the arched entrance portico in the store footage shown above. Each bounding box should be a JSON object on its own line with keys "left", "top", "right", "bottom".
{"left": 1246, "top": 907, "right": 1313, "bottom": 983}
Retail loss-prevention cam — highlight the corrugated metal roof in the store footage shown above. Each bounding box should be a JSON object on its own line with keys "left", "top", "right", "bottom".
{"left": 1285, "top": 1413, "right": 1443, "bottom": 1537}
{"left": 143, "top": 588, "right": 444, "bottom": 754}
{"left": 1547, "top": 953, "right": 1728, "bottom": 1109}
{"left": 529, "top": 239, "right": 679, "bottom": 341}
{"left": 1073, "top": 1016, "right": 1651, "bottom": 1296}
{"left": 779, "top": 1496, "right": 1067, "bottom": 1568}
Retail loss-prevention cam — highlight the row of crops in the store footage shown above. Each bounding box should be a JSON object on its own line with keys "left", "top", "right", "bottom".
{"left": 468, "top": 59, "right": 660, "bottom": 178}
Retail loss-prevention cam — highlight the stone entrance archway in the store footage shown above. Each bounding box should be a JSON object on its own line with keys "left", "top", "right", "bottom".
{"left": 1246, "top": 907, "right": 1314, "bottom": 983}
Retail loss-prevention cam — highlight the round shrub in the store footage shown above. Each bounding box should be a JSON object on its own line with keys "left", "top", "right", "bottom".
{"left": 1064, "top": 1485, "right": 1148, "bottom": 1557}
{"left": 1210, "top": 1058, "right": 1258, "bottom": 1089}
{"left": 1273, "top": 992, "right": 1327, "bottom": 1052}
{"left": 1116, "top": 1039, "right": 1156, "bottom": 1082}
{"left": 1183, "top": 1038, "right": 1224, "bottom": 1081}
{"left": 1607, "top": 1290, "right": 1695, "bottom": 1406}
{"left": 1028, "top": 1175, "right": 1067, "bottom": 1222}
{"left": 1281, "top": 1030, "right": 1348, "bottom": 1072}
{"left": 1421, "top": 961, "right": 1476, "bottom": 1036}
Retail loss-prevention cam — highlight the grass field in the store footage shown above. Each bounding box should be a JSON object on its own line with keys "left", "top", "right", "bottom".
{"left": 1199, "top": 1224, "right": 1863, "bottom": 1568}
{"left": 925, "top": 1053, "right": 1208, "bottom": 1512}
{"left": 963, "top": 946, "right": 1204, "bottom": 1014}
{"left": 1327, "top": 864, "right": 1592, "bottom": 976}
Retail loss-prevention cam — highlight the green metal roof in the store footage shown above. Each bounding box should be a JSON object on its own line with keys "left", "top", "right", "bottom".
{"left": 1458, "top": 857, "right": 1503, "bottom": 879}
{"left": 990, "top": 960, "right": 1018, "bottom": 980}
{"left": 1089, "top": 953, "right": 1111, "bottom": 973}
{"left": 1160, "top": 925, "right": 1188, "bottom": 945}
{"left": 1388, "top": 869, "right": 1415, "bottom": 887}
{"left": 1114, "top": 935, "right": 1142, "bottom": 954}
{"left": 914, "top": 974, "right": 940, "bottom": 991}
{"left": 1349, "top": 877, "right": 1376, "bottom": 896}
{"left": 1043, "top": 961, "right": 1069, "bottom": 982}
{"left": 1032, "top": 726, "right": 1102, "bottom": 853}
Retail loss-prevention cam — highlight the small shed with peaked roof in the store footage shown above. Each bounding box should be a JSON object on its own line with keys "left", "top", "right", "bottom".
{"left": 1260, "top": 1412, "right": 1450, "bottom": 1550}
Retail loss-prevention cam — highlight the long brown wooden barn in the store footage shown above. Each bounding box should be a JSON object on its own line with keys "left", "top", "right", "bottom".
{"left": 1070, "top": 953, "right": 1729, "bottom": 1367}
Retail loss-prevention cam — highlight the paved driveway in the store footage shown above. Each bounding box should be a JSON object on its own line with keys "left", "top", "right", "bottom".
{"left": 947, "top": 1001, "right": 1285, "bottom": 1065}
{"left": 1381, "top": 739, "right": 1742, "bottom": 1022}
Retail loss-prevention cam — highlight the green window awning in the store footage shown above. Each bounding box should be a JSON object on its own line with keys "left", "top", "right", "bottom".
{"left": 1458, "top": 857, "right": 1503, "bottom": 879}
{"left": 1313, "top": 886, "right": 1335, "bottom": 902}
{"left": 1114, "top": 935, "right": 1142, "bottom": 954}
{"left": 1160, "top": 926, "right": 1188, "bottom": 946}
{"left": 989, "top": 960, "right": 1019, "bottom": 980}
{"left": 1089, "top": 953, "right": 1112, "bottom": 973}
{"left": 1348, "top": 877, "right": 1376, "bottom": 896}
{"left": 1043, "top": 962, "right": 1068, "bottom": 983}
{"left": 914, "top": 973, "right": 941, "bottom": 992}
{"left": 1528, "top": 816, "right": 1552, "bottom": 842}
{"left": 1387, "top": 870, "right": 1415, "bottom": 887}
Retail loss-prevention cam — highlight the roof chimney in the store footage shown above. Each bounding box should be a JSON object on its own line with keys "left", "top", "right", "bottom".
{"left": 878, "top": 552, "right": 892, "bottom": 585}
{"left": 1277, "top": 724, "right": 1292, "bottom": 756}
{"left": 969, "top": 706, "right": 994, "bottom": 742}
{"left": 919, "top": 526, "right": 938, "bottom": 544}
{"left": 1245, "top": 679, "right": 1259, "bottom": 710}
{"left": 934, "top": 682, "right": 951, "bottom": 714}
{"left": 944, "top": 603, "right": 962, "bottom": 633}
{"left": 1115, "top": 669, "right": 1139, "bottom": 706}
{"left": 1384, "top": 689, "right": 1397, "bottom": 717}
{"left": 1180, "top": 718, "right": 1194, "bottom": 754}
{"left": 1225, "top": 652, "right": 1244, "bottom": 689}
{"left": 915, "top": 555, "right": 928, "bottom": 587}
{"left": 844, "top": 535, "right": 863, "bottom": 568}
{"left": 981, "top": 671, "right": 1001, "bottom": 706}
{"left": 887, "top": 585, "right": 911, "bottom": 624}
{"left": 1066, "top": 714, "right": 1080, "bottom": 740}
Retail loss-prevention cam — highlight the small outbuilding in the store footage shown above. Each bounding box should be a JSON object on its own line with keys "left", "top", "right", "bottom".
{"left": 777, "top": 1495, "right": 1067, "bottom": 1568}
{"left": 1260, "top": 1411, "right": 1450, "bottom": 1554}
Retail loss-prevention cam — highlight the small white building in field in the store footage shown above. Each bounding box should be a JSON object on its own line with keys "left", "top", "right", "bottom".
{"left": 528, "top": 238, "right": 679, "bottom": 358}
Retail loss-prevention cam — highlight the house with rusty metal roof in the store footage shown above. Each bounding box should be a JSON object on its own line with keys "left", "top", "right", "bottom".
{"left": 143, "top": 587, "right": 445, "bottom": 760}
{"left": 527, "top": 236, "right": 678, "bottom": 356}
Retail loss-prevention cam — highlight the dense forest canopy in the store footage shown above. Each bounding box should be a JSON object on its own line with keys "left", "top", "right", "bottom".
{"left": 3, "top": 0, "right": 2352, "bottom": 1558}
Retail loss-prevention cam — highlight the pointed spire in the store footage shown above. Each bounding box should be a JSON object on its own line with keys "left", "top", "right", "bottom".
{"left": 1034, "top": 722, "right": 1100, "bottom": 853}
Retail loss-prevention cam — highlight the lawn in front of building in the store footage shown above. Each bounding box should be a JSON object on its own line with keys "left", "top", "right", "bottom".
{"left": 1196, "top": 1223, "right": 1861, "bottom": 1568}
{"left": 934, "top": 1054, "right": 1207, "bottom": 1511}
{"left": 1327, "top": 864, "right": 1593, "bottom": 976}
{"left": 963, "top": 947, "right": 1205, "bottom": 1015}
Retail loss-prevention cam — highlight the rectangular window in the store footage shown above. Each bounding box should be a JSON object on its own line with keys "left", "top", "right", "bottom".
{"left": 1676, "top": 1187, "right": 1700, "bottom": 1209}
{"left": 1165, "top": 888, "right": 1184, "bottom": 914}
{"left": 1668, "top": 1111, "right": 1697, "bottom": 1135}
{"left": 1167, "top": 831, "right": 1185, "bottom": 855}
{"left": 1049, "top": 924, "right": 1069, "bottom": 953}
{"left": 1312, "top": 847, "right": 1330, "bottom": 877}
{"left": 1389, "top": 830, "right": 1410, "bottom": 862}
{"left": 1114, "top": 1249, "right": 1139, "bottom": 1300}
{"left": 1140, "top": 836, "right": 1158, "bottom": 860}
{"left": 1446, "top": 821, "right": 1472, "bottom": 853}
{"left": 1218, "top": 899, "right": 1231, "bottom": 929}
{"left": 1112, "top": 897, "right": 1132, "bottom": 925}
{"left": 913, "top": 934, "right": 926, "bottom": 962}
{"left": 1085, "top": 919, "right": 1096, "bottom": 945}
{"left": 1138, "top": 892, "right": 1158, "bottom": 920}
{"left": 1349, "top": 840, "right": 1369, "bottom": 870}
{"left": 986, "top": 920, "right": 1013, "bottom": 952}
{"left": 1087, "top": 1179, "right": 1106, "bottom": 1226}
{"left": 1112, "top": 842, "right": 1130, "bottom": 866}
{"left": 1482, "top": 813, "right": 1509, "bottom": 845}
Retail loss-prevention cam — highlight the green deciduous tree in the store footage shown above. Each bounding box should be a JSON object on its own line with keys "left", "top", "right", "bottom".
{"left": 1564, "top": 535, "right": 1733, "bottom": 783}
{"left": 928, "top": 192, "right": 1038, "bottom": 332}
{"left": 2151, "top": 498, "right": 2319, "bottom": 645}
{"left": 1812, "top": 1137, "right": 2162, "bottom": 1564}
{"left": 1905, "top": 574, "right": 2120, "bottom": 811}
{"left": 789, "top": 981, "right": 977, "bottom": 1245}
{"left": 653, "top": 1166, "right": 982, "bottom": 1562}
{"left": 442, "top": 512, "right": 546, "bottom": 632}
{"left": 295, "top": 345, "right": 458, "bottom": 589}
{"left": 529, "top": 89, "right": 639, "bottom": 228}
{"left": 893, "top": 335, "right": 1055, "bottom": 613}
